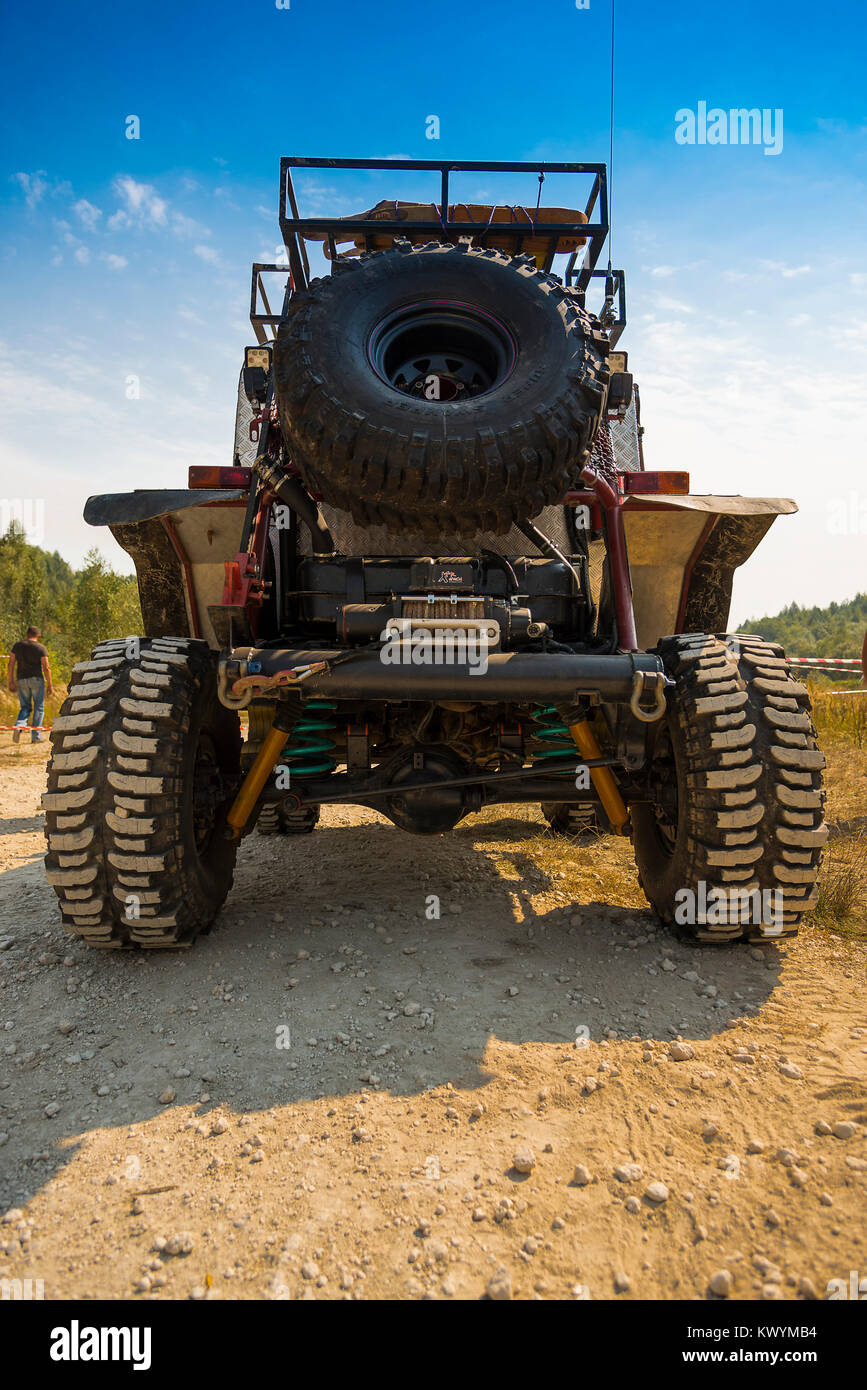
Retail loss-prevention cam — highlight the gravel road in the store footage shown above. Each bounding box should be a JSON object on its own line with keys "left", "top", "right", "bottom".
{"left": 1, "top": 746, "right": 865, "bottom": 1301}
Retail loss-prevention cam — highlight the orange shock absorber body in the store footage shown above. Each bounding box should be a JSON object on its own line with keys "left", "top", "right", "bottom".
{"left": 567, "top": 718, "right": 629, "bottom": 833}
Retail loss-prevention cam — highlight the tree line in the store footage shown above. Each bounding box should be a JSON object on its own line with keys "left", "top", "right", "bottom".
{"left": 0, "top": 521, "right": 142, "bottom": 685}
{"left": 739, "top": 594, "right": 866, "bottom": 671}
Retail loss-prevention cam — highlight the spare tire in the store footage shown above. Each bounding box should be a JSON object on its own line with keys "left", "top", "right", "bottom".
{"left": 274, "top": 240, "right": 610, "bottom": 537}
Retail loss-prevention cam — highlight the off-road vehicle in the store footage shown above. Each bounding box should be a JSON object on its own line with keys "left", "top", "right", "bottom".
{"left": 44, "top": 156, "right": 826, "bottom": 948}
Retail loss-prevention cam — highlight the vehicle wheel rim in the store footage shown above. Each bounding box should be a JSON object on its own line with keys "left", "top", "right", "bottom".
{"left": 367, "top": 300, "right": 517, "bottom": 401}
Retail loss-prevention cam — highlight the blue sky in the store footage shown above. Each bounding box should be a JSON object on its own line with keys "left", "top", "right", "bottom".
{"left": 1, "top": 0, "right": 865, "bottom": 625}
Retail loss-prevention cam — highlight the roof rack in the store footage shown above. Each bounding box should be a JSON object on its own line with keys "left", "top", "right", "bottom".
{"left": 250, "top": 157, "right": 625, "bottom": 345}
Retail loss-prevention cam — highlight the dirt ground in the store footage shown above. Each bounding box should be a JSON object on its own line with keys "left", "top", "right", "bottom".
{"left": 1, "top": 742, "right": 865, "bottom": 1302}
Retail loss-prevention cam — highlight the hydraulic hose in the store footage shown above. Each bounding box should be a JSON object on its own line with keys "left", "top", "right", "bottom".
{"left": 254, "top": 456, "right": 334, "bottom": 555}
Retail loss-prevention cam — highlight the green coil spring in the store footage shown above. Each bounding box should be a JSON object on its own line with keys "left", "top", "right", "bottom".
{"left": 283, "top": 700, "right": 338, "bottom": 775}
{"left": 529, "top": 704, "right": 574, "bottom": 769}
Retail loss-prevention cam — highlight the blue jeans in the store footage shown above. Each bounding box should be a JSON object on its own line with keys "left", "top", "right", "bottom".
{"left": 15, "top": 676, "right": 45, "bottom": 741}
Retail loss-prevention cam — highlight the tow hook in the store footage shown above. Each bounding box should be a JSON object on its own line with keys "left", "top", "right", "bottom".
{"left": 629, "top": 670, "right": 668, "bottom": 723}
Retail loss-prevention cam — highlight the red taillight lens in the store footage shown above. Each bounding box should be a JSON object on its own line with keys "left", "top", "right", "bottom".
{"left": 622, "top": 471, "right": 690, "bottom": 495}
{"left": 188, "top": 466, "right": 251, "bottom": 489}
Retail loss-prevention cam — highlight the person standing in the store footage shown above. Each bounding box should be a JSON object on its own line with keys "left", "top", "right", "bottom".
{"left": 7, "top": 626, "right": 53, "bottom": 744}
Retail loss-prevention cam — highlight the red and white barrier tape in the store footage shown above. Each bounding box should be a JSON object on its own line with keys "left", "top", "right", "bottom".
{"left": 1, "top": 724, "right": 51, "bottom": 732}
{"left": 788, "top": 657, "right": 861, "bottom": 668}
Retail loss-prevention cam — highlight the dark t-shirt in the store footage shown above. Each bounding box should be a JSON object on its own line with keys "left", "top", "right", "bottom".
{"left": 12, "top": 640, "right": 48, "bottom": 680}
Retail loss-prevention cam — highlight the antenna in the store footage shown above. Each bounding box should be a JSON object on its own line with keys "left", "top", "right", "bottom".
{"left": 608, "top": 0, "right": 616, "bottom": 275}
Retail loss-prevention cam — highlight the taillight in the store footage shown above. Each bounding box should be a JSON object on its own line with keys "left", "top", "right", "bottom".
{"left": 188, "top": 466, "right": 251, "bottom": 489}
{"left": 622, "top": 471, "right": 690, "bottom": 495}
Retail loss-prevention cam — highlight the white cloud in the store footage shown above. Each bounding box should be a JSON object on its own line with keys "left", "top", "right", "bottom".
{"left": 651, "top": 294, "right": 695, "bottom": 315}
{"left": 73, "top": 199, "right": 102, "bottom": 229}
{"left": 193, "top": 244, "right": 221, "bottom": 266}
{"left": 11, "top": 171, "right": 48, "bottom": 209}
{"left": 101, "top": 252, "right": 128, "bottom": 270}
{"left": 109, "top": 176, "right": 168, "bottom": 229}
{"left": 74, "top": 246, "right": 90, "bottom": 265}
{"left": 171, "top": 211, "right": 210, "bottom": 240}
{"left": 759, "top": 259, "right": 811, "bottom": 278}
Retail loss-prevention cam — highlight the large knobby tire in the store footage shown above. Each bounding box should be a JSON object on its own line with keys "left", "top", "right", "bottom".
{"left": 632, "top": 634, "right": 827, "bottom": 943}
{"left": 274, "top": 240, "right": 610, "bottom": 537}
{"left": 43, "top": 637, "right": 241, "bottom": 948}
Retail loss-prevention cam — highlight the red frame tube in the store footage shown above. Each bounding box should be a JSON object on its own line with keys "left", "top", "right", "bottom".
{"left": 579, "top": 463, "right": 639, "bottom": 653}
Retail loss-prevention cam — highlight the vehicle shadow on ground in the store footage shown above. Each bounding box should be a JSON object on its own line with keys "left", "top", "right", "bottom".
{"left": 0, "top": 814, "right": 44, "bottom": 836}
{"left": 0, "top": 819, "right": 784, "bottom": 1208}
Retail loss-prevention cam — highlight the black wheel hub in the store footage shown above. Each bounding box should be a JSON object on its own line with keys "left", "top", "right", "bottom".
{"left": 368, "top": 300, "right": 517, "bottom": 401}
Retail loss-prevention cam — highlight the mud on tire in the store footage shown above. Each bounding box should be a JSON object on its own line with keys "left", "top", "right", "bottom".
{"left": 632, "top": 634, "right": 827, "bottom": 942}
{"left": 274, "top": 240, "right": 610, "bottom": 538}
{"left": 43, "top": 638, "right": 241, "bottom": 948}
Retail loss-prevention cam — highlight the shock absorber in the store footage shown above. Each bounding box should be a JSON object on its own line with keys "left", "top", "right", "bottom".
{"left": 281, "top": 699, "right": 338, "bottom": 775}
{"left": 529, "top": 704, "right": 574, "bottom": 767}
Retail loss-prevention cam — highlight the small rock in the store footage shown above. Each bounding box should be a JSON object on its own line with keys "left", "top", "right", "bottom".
{"left": 471, "top": 1208, "right": 486, "bottom": 1222}
{"left": 799, "top": 1276, "right": 818, "bottom": 1300}
{"left": 613, "top": 1271, "right": 631, "bottom": 1292}
{"left": 614, "top": 1162, "right": 642, "bottom": 1183}
{"left": 212, "top": 1117, "right": 230, "bottom": 1135}
{"left": 746, "top": 1139, "right": 764, "bottom": 1154}
{"left": 645, "top": 1180, "right": 669, "bottom": 1204}
{"left": 779, "top": 1062, "right": 803, "bottom": 1080}
{"left": 403, "top": 1002, "right": 421, "bottom": 1017}
{"left": 512, "top": 1146, "right": 535, "bottom": 1174}
{"left": 669, "top": 1041, "right": 695, "bottom": 1062}
{"left": 301, "top": 1261, "right": 319, "bottom": 1280}
{"left": 832, "top": 1121, "right": 857, "bottom": 1140}
{"left": 164, "top": 1232, "right": 194, "bottom": 1256}
{"left": 43, "top": 1102, "right": 60, "bottom": 1118}
{"left": 709, "top": 1269, "right": 733, "bottom": 1298}
{"left": 572, "top": 1164, "right": 592, "bottom": 1187}
{"left": 158, "top": 1088, "right": 176, "bottom": 1105}
{"left": 625, "top": 1196, "right": 641, "bottom": 1214}
{"left": 487, "top": 1270, "right": 512, "bottom": 1301}
{"left": 814, "top": 1119, "right": 832, "bottom": 1135}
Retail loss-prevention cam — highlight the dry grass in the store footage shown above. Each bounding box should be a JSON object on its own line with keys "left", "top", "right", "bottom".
{"left": 813, "top": 830, "right": 867, "bottom": 938}
{"left": 810, "top": 678, "right": 867, "bottom": 749}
